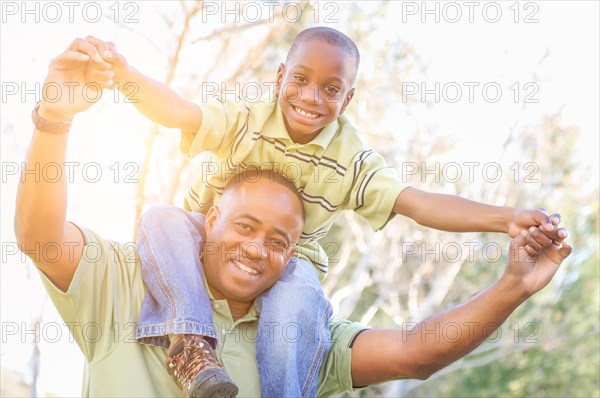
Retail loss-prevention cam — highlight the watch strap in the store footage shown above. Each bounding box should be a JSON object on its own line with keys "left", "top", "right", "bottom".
{"left": 31, "top": 102, "right": 72, "bottom": 134}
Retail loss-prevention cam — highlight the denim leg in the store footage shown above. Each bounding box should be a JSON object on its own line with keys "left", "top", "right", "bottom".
{"left": 255, "top": 258, "right": 333, "bottom": 397}
{"left": 136, "top": 205, "right": 217, "bottom": 348}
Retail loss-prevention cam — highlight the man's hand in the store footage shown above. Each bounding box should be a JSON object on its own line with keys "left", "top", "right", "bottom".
{"left": 504, "top": 224, "right": 572, "bottom": 297}
{"left": 39, "top": 37, "right": 115, "bottom": 121}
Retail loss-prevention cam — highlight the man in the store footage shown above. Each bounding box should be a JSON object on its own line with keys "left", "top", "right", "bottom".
{"left": 14, "top": 39, "right": 572, "bottom": 397}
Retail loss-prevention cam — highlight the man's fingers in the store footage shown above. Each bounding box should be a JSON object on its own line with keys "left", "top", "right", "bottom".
{"left": 544, "top": 240, "right": 573, "bottom": 265}
{"left": 88, "top": 68, "right": 115, "bottom": 81}
{"left": 513, "top": 229, "right": 529, "bottom": 247}
{"left": 68, "top": 38, "right": 103, "bottom": 63}
{"left": 524, "top": 229, "right": 542, "bottom": 252}
{"left": 557, "top": 227, "right": 569, "bottom": 240}
{"left": 85, "top": 35, "right": 109, "bottom": 60}
{"left": 86, "top": 68, "right": 115, "bottom": 88}
{"left": 54, "top": 50, "right": 91, "bottom": 64}
{"left": 529, "top": 226, "right": 553, "bottom": 247}
{"left": 525, "top": 244, "right": 540, "bottom": 256}
{"left": 558, "top": 242, "right": 573, "bottom": 260}
{"left": 106, "top": 41, "right": 117, "bottom": 52}
{"left": 549, "top": 213, "right": 561, "bottom": 226}
{"left": 103, "top": 49, "right": 127, "bottom": 70}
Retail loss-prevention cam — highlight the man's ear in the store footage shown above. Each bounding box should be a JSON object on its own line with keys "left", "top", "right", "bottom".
{"left": 287, "top": 248, "right": 297, "bottom": 262}
{"left": 275, "top": 63, "right": 285, "bottom": 97}
{"left": 340, "top": 88, "right": 355, "bottom": 114}
{"left": 204, "top": 206, "right": 219, "bottom": 234}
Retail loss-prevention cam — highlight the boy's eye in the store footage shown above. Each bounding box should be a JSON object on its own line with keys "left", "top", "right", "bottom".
{"left": 324, "top": 85, "right": 340, "bottom": 95}
{"left": 294, "top": 75, "right": 307, "bottom": 83}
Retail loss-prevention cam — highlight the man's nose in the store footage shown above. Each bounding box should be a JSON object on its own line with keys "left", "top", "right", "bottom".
{"left": 243, "top": 240, "right": 268, "bottom": 261}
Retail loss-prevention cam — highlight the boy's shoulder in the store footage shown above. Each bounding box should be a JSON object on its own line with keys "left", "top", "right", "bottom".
{"left": 201, "top": 94, "right": 276, "bottom": 122}
{"left": 325, "top": 114, "right": 369, "bottom": 156}
{"left": 230, "top": 94, "right": 279, "bottom": 131}
{"left": 335, "top": 114, "right": 363, "bottom": 142}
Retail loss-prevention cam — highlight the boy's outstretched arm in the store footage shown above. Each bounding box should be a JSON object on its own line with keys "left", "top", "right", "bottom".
{"left": 393, "top": 187, "right": 565, "bottom": 239}
{"left": 349, "top": 225, "right": 572, "bottom": 385}
{"left": 85, "top": 36, "right": 202, "bottom": 133}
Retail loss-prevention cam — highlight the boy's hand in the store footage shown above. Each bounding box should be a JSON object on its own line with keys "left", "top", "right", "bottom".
{"left": 507, "top": 209, "right": 566, "bottom": 240}
{"left": 102, "top": 42, "right": 135, "bottom": 87}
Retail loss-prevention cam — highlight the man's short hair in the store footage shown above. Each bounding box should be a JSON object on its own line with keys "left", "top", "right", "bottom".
{"left": 223, "top": 169, "right": 305, "bottom": 219}
{"left": 286, "top": 27, "right": 360, "bottom": 77}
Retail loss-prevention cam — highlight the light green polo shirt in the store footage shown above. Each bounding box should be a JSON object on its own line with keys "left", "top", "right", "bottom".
{"left": 180, "top": 95, "right": 407, "bottom": 277}
{"left": 36, "top": 227, "right": 364, "bottom": 397}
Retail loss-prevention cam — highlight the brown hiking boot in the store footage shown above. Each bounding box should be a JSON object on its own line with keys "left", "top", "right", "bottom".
{"left": 166, "top": 335, "right": 239, "bottom": 398}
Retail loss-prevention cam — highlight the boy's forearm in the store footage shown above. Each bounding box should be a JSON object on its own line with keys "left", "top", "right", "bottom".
{"left": 123, "top": 66, "right": 202, "bottom": 132}
{"left": 394, "top": 187, "right": 516, "bottom": 233}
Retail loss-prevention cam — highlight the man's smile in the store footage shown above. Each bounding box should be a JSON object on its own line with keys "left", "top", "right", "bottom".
{"left": 232, "top": 259, "right": 260, "bottom": 276}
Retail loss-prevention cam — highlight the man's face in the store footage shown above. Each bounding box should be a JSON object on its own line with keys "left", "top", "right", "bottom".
{"left": 202, "top": 178, "right": 304, "bottom": 305}
{"left": 276, "top": 39, "right": 356, "bottom": 144}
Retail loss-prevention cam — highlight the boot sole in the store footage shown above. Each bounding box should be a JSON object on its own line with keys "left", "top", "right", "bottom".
{"left": 189, "top": 368, "right": 239, "bottom": 398}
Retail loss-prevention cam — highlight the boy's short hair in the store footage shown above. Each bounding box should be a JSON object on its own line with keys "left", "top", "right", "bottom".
{"left": 287, "top": 27, "right": 360, "bottom": 77}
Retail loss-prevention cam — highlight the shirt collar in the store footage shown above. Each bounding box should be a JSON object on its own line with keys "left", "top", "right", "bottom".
{"left": 261, "top": 99, "right": 340, "bottom": 150}
{"left": 202, "top": 275, "right": 258, "bottom": 322}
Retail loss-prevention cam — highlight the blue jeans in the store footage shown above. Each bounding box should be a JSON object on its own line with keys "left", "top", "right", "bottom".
{"left": 136, "top": 206, "right": 332, "bottom": 397}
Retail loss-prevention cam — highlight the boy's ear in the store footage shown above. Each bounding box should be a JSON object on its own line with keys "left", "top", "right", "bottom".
{"left": 275, "top": 63, "right": 285, "bottom": 97}
{"left": 340, "top": 88, "right": 355, "bottom": 114}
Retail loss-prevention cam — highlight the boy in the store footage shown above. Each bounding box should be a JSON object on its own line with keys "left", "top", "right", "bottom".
{"left": 92, "top": 27, "right": 561, "bottom": 397}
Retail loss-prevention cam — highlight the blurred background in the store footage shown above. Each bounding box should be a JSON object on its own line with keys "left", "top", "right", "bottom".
{"left": 1, "top": 1, "right": 598, "bottom": 397}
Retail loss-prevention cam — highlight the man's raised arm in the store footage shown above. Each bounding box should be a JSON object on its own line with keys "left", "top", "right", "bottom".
{"left": 350, "top": 225, "right": 572, "bottom": 386}
{"left": 14, "top": 39, "right": 113, "bottom": 291}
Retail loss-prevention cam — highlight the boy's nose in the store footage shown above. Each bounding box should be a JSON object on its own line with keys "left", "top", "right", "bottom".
{"left": 300, "top": 84, "right": 322, "bottom": 105}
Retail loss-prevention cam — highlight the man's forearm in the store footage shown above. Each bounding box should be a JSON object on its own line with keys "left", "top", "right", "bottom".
{"left": 123, "top": 67, "right": 201, "bottom": 132}
{"left": 403, "top": 275, "right": 529, "bottom": 377}
{"left": 15, "top": 107, "right": 71, "bottom": 246}
{"left": 351, "top": 275, "right": 529, "bottom": 385}
{"left": 394, "top": 187, "right": 515, "bottom": 233}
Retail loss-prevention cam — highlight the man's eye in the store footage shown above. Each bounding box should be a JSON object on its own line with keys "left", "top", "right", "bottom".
{"left": 235, "top": 222, "right": 252, "bottom": 232}
{"left": 268, "top": 240, "right": 287, "bottom": 251}
{"left": 294, "top": 76, "right": 307, "bottom": 83}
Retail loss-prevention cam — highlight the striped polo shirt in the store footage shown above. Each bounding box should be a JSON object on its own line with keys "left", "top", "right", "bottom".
{"left": 180, "top": 96, "right": 407, "bottom": 277}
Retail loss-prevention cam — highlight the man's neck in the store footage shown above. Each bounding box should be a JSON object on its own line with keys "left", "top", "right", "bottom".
{"left": 209, "top": 286, "right": 253, "bottom": 321}
{"left": 227, "top": 301, "right": 253, "bottom": 321}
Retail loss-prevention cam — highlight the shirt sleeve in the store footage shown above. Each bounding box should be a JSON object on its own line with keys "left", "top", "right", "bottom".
{"left": 317, "top": 318, "right": 368, "bottom": 397}
{"left": 180, "top": 96, "right": 252, "bottom": 158}
{"left": 34, "top": 226, "right": 143, "bottom": 363}
{"left": 344, "top": 149, "right": 409, "bottom": 231}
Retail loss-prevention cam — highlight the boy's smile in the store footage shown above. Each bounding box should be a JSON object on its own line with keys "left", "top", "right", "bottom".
{"left": 276, "top": 39, "right": 356, "bottom": 144}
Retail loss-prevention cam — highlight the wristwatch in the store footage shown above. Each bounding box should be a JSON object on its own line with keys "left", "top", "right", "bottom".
{"left": 31, "top": 102, "right": 72, "bottom": 134}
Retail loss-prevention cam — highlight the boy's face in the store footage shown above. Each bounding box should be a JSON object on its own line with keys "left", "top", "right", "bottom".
{"left": 276, "top": 39, "right": 356, "bottom": 144}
